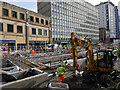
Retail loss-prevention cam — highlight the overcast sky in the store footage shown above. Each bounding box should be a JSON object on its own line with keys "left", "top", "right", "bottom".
{"left": 1, "top": 0, "right": 120, "bottom": 12}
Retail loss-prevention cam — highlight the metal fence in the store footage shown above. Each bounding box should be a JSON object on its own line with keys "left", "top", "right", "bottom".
{"left": 0, "top": 45, "right": 74, "bottom": 54}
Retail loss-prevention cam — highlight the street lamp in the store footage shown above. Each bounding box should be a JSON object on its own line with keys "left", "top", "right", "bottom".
{"left": 45, "top": 35, "right": 46, "bottom": 52}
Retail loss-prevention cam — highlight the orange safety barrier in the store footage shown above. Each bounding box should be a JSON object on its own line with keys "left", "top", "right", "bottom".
{"left": 58, "top": 75, "right": 65, "bottom": 83}
{"left": 3, "top": 54, "right": 8, "bottom": 59}
{"left": 31, "top": 50, "right": 34, "bottom": 56}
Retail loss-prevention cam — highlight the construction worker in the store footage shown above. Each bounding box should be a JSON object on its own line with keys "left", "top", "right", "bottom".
{"left": 9, "top": 48, "right": 12, "bottom": 53}
{"left": 31, "top": 50, "right": 34, "bottom": 56}
{"left": 63, "top": 46, "right": 65, "bottom": 49}
{"left": 61, "top": 61, "right": 67, "bottom": 68}
{"left": 57, "top": 64, "right": 65, "bottom": 83}
{"left": 66, "top": 46, "right": 69, "bottom": 50}
{"left": 23, "top": 47, "right": 25, "bottom": 51}
{"left": 40, "top": 46, "right": 42, "bottom": 50}
{"left": 46, "top": 46, "right": 48, "bottom": 52}
{"left": 30, "top": 48, "right": 32, "bottom": 51}
{"left": 53, "top": 46, "right": 56, "bottom": 52}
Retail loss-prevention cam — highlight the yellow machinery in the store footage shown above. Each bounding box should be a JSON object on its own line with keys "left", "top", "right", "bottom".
{"left": 71, "top": 32, "right": 117, "bottom": 87}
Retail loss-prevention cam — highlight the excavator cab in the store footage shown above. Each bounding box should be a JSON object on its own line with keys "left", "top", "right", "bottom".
{"left": 94, "top": 50, "right": 115, "bottom": 72}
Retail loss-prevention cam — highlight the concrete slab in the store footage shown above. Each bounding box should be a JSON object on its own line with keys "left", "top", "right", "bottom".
{"left": 0, "top": 68, "right": 48, "bottom": 88}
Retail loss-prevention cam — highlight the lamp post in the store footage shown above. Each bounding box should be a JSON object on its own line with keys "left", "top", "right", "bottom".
{"left": 25, "top": 10, "right": 29, "bottom": 50}
{"left": 45, "top": 35, "right": 46, "bottom": 52}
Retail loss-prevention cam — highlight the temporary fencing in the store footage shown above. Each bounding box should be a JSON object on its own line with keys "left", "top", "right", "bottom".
{"left": 1, "top": 45, "right": 84, "bottom": 71}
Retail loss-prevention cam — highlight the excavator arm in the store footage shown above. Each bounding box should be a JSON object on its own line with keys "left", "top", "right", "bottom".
{"left": 71, "top": 32, "right": 97, "bottom": 71}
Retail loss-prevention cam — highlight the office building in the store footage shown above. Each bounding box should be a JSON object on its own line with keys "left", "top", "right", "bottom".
{"left": 118, "top": 1, "right": 120, "bottom": 16}
{"left": 0, "top": 1, "right": 50, "bottom": 50}
{"left": 115, "top": 6, "right": 119, "bottom": 39}
{"left": 96, "top": 1, "right": 119, "bottom": 41}
{"left": 118, "top": 1, "right": 120, "bottom": 39}
{"left": 37, "top": 0, "right": 99, "bottom": 44}
{"left": 99, "top": 28, "right": 110, "bottom": 41}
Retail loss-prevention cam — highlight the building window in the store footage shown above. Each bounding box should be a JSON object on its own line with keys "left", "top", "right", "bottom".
{"left": 38, "top": 29, "right": 42, "bottom": 35}
{"left": 7, "top": 24, "right": 13, "bottom": 32}
{"left": 0, "top": 23, "right": 3, "bottom": 32}
{"left": 41, "top": 19, "right": 44, "bottom": 24}
{"left": 44, "top": 30, "right": 47, "bottom": 36}
{"left": 45, "top": 20, "right": 48, "bottom": 25}
{"left": 32, "top": 28, "right": 36, "bottom": 34}
{"left": 17, "top": 26, "right": 23, "bottom": 33}
{"left": 20, "top": 13, "right": 24, "bottom": 20}
{"left": 3, "top": 8, "right": 9, "bottom": 16}
{"left": 36, "top": 17, "right": 39, "bottom": 23}
{"left": 30, "top": 16, "right": 34, "bottom": 22}
{"left": 12, "top": 11, "right": 17, "bottom": 18}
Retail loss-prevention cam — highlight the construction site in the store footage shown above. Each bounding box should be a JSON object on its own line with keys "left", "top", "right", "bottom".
{"left": 0, "top": 32, "right": 120, "bottom": 89}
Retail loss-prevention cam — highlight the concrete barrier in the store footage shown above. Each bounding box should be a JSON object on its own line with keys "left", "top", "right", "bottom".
{"left": 0, "top": 68, "right": 48, "bottom": 88}
{"left": 48, "top": 82, "right": 69, "bottom": 90}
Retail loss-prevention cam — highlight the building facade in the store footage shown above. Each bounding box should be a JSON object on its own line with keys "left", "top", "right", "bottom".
{"left": 99, "top": 28, "right": 110, "bottom": 41}
{"left": 115, "top": 6, "right": 119, "bottom": 39}
{"left": 118, "top": 1, "right": 120, "bottom": 39}
{"left": 37, "top": 0, "right": 99, "bottom": 44}
{"left": 0, "top": 1, "right": 49, "bottom": 50}
{"left": 118, "top": 1, "right": 120, "bottom": 16}
{"left": 96, "top": 1, "right": 119, "bottom": 40}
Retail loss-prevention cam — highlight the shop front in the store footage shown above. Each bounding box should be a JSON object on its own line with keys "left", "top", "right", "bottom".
{"left": 0, "top": 40, "right": 16, "bottom": 51}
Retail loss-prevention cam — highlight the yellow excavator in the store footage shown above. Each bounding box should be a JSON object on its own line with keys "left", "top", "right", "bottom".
{"left": 71, "top": 32, "right": 117, "bottom": 87}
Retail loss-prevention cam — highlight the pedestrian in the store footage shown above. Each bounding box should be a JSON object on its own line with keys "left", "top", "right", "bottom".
{"left": 63, "top": 45, "right": 65, "bottom": 49}
{"left": 57, "top": 64, "right": 66, "bottom": 83}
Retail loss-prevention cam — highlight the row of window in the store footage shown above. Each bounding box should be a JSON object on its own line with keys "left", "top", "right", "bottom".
{"left": 51, "top": 1, "right": 97, "bottom": 14}
{"left": 0, "top": 23, "right": 47, "bottom": 36}
{"left": 29, "top": 16, "right": 48, "bottom": 25}
{"left": 0, "top": 23, "right": 23, "bottom": 33}
{"left": 32, "top": 28, "right": 47, "bottom": 36}
{"left": 52, "top": 31, "right": 73, "bottom": 36}
{"left": 52, "top": 23, "right": 98, "bottom": 30}
{"left": 51, "top": 10, "right": 98, "bottom": 23}
{"left": 2, "top": 8, "right": 49, "bottom": 25}
{"left": 52, "top": 17, "right": 97, "bottom": 27}
{"left": 3, "top": 8, "right": 25, "bottom": 20}
{"left": 52, "top": 10, "right": 86, "bottom": 20}
{"left": 52, "top": 5, "right": 88, "bottom": 17}
{"left": 52, "top": 31, "right": 98, "bottom": 38}
{"left": 52, "top": 12, "right": 85, "bottom": 22}
{"left": 53, "top": 38, "right": 70, "bottom": 41}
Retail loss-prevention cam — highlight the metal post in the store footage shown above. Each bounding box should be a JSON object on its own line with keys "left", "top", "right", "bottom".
{"left": 26, "top": 10, "right": 29, "bottom": 50}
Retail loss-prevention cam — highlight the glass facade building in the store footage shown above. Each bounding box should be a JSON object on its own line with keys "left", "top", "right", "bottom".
{"left": 96, "top": 1, "right": 118, "bottom": 39}
{"left": 37, "top": 0, "right": 99, "bottom": 43}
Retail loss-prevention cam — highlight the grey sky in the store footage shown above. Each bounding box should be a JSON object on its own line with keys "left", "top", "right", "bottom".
{"left": 1, "top": 0, "right": 119, "bottom": 12}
